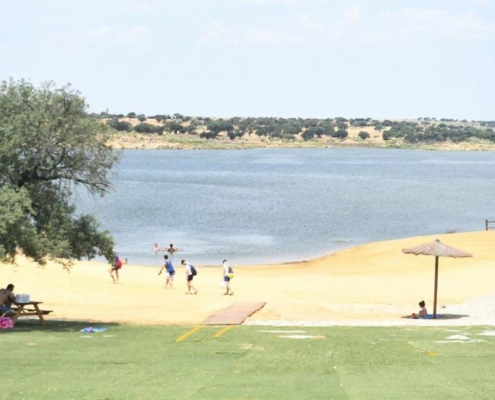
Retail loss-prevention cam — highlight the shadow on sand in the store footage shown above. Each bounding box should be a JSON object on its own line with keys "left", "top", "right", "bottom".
{"left": 401, "top": 314, "right": 470, "bottom": 320}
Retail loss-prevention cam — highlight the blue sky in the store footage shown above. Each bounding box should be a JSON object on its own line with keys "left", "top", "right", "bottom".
{"left": 1, "top": 0, "right": 494, "bottom": 120}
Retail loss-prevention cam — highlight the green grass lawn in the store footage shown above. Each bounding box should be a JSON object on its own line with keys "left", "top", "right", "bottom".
{"left": 1, "top": 321, "right": 495, "bottom": 399}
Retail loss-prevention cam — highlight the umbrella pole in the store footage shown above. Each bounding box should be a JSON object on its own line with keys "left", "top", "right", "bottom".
{"left": 433, "top": 256, "right": 439, "bottom": 319}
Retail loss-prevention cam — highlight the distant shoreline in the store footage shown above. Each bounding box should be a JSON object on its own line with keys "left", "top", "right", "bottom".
{"left": 108, "top": 132, "right": 495, "bottom": 152}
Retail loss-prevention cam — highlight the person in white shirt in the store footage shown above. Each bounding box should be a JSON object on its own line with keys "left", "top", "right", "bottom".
{"left": 222, "top": 259, "right": 234, "bottom": 296}
{"left": 181, "top": 259, "right": 198, "bottom": 294}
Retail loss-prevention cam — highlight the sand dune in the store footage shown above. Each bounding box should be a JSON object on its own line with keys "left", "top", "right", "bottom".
{"left": 2, "top": 231, "right": 495, "bottom": 326}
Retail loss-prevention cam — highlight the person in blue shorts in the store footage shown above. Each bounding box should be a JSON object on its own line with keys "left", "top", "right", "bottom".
{"left": 0, "top": 284, "right": 15, "bottom": 315}
{"left": 158, "top": 255, "right": 175, "bottom": 289}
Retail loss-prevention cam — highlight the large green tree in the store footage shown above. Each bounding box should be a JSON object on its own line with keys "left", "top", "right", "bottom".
{"left": 0, "top": 79, "right": 119, "bottom": 266}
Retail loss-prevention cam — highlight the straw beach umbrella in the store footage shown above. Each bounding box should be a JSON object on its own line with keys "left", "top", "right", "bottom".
{"left": 402, "top": 239, "right": 472, "bottom": 319}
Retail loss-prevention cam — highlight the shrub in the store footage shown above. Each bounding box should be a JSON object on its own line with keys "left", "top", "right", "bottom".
{"left": 358, "top": 131, "right": 370, "bottom": 140}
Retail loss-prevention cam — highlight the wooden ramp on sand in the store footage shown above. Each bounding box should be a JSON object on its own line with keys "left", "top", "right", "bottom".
{"left": 203, "top": 302, "right": 266, "bottom": 325}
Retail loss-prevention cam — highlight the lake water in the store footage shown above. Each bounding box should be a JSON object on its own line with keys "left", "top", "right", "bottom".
{"left": 76, "top": 148, "right": 495, "bottom": 267}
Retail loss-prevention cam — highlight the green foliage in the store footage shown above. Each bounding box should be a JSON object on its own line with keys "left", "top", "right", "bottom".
{"left": 108, "top": 119, "right": 132, "bottom": 132}
{"left": 0, "top": 186, "right": 38, "bottom": 262}
{"left": 207, "top": 120, "right": 234, "bottom": 135}
{"left": 199, "top": 130, "right": 218, "bottom": 139}
{"left": 302, "top": 128, "right": 315, "bottom": 141}
{"left": 134, "top": 122, "right": 162, "bottom": 134}
{"left": 332, "top": 129, "right": 348, "bottom": 139}
{"left": 163, "top": 121, "right": 186, "bottom": 134}
{"left": 137, "top": 114, "right": 147, "bottom": 122}
{"left": 0, "top": 79, "right": 118, "bottom": 264}
{"left": 358, "top": 131, "right": 370, "bottom": 140}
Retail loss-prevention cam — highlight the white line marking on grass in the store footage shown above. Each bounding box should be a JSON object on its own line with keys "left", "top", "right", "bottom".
{"left": 278, "top": 335, "right": 324, "bottom": 340}
{"left": 446, "top": 335, "right": 470, "bottom": 340}
{"left": 477, "top": 330, "right": 495, "bottom": 336}
{"left": 436, "top": 340, "right": 485, "bottom": 343}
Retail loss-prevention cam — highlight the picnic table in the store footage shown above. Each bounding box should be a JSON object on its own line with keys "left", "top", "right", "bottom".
{"left": 12, "top": 301, "right": 52, "bottom": 326}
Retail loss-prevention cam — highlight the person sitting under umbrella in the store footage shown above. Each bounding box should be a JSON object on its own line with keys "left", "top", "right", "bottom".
{"left": 411, "top": 300, "right": 428, "bottom": 319}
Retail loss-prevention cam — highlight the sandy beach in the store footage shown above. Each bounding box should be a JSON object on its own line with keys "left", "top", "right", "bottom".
{"left": 2, "top": 231, "right": 495, "bottom": 327}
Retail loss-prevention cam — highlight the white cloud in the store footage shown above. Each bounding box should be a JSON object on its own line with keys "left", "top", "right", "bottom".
{"left": 88, "top": 26, "right": 114, "bottom": 40}
{"left": 381, "top": 8, "right": 495, "bottom": 40}
{"left": 243, "top": 28, "right": 296, "bottom": 45}
{"left": 237, "top": 0, "right": 297, "bottom": 4}
{"left": 198, "top": 5, "right": 495, "bottom": 49}
{"left": 472, "top": 0, "right": 488, "bottom": 6}
{"left": 49, "top": 25, "right": 151, "bottom": 48}
{"left": 119, "top": 0, "right": 169, "bottom": 11}
{"left": 115, "top": 25, "right": 151, "bottom": 45}
{"left": 0, "top": 43, "right": 10, "bottom": 61}
{"left": 197, "top": 21, "right": 239, "bottom": 45}
{"left": 198, "top": 21, "right": 304, "bottom": 47}
{"left": 344, "top": 5, "right": 363, "bottom": 24}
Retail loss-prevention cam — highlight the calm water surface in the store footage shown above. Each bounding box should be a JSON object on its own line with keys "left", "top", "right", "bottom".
{"left": 76, "top": 148, "right": 495, "bottom": 266}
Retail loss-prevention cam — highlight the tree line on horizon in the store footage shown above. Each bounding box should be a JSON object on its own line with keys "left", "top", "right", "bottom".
{"left": 97, "top": 111, "right": 495, "bottom": 144}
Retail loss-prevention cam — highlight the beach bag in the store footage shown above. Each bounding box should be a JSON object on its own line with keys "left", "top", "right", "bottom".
{"left": 227, "top": 265, "right": 234, "bottom": 279}
{"left": 190, "top": 264, "right": 197, "bottom": 276}
{"left": 0, "top": 316, "right": 14, "bottom": 329}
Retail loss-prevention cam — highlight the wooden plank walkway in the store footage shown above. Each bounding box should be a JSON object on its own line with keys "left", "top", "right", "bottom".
{"left": 203, "top": 302, "right": 266, "bottom": 325}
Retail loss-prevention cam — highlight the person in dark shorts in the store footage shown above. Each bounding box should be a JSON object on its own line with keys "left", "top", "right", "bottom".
{"left": 181, "top": 259, "right": 198, "bottom": 294}
{"left": 222, "top": 259, "right": 234, "bottom": 296}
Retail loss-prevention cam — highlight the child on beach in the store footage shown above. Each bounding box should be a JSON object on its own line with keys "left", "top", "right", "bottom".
{"left": 418, "top": 300, "right": 427, "bottom": 317}
{"left": 412, "top": 300, "right": 428, "bottom": 318}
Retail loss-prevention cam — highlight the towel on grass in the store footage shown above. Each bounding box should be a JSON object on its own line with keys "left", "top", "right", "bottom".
{"left": 81, "top": 327, "right": 108, "bottom": 333}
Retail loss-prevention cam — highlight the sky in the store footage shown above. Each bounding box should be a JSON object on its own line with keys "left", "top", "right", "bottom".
{"left": 1, "top": 0, "right": 494, "bottom": 120}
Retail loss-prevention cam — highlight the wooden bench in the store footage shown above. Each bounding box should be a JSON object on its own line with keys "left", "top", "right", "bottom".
{"left": 12, "top": 308, "right": 53, "bottom": 315}
{"left": 12, "top": 301, "right": 52, "bottom": 326}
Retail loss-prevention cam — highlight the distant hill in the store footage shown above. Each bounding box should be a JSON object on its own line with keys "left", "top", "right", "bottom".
{"left": 93, "top": 113, "right": 495, "bottom": 150}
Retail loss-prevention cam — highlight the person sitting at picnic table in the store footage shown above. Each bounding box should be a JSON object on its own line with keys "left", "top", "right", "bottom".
{"left": 0, "top": 284, "right": 15, "bottom": 315}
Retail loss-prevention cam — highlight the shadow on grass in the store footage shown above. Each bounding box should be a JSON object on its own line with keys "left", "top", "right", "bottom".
{"left": 5, "top": 319, "right": 121, "bottom": 333}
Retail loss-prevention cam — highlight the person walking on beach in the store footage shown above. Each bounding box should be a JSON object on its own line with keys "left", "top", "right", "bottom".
{"left": 158, "top": 255, "right": 175, "bottom": 288}
{"left": 109, "top": 253, "right": 126, "bottom": 283}
{"left": 181, "top": 259, "right": 198, "bottom": 294}
{"left": 222, "top": 259, "right": 234, "bottom": 296}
